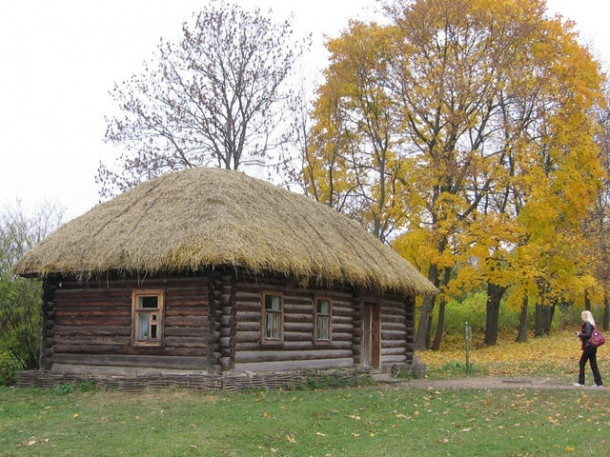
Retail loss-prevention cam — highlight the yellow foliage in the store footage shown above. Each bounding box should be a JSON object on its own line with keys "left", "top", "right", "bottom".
{"left": 309, "top": 0, "right": 608, "bottom": 311}
{"left": 418, "top": 330, "right": 599, "bottom": 377}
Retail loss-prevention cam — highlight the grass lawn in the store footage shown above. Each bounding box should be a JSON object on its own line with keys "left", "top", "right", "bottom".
{"left": 0, "top": 330, "right": 608, "bottom": 457}
{"left": 1, "top": 385, "right": 608, "bottom": 457}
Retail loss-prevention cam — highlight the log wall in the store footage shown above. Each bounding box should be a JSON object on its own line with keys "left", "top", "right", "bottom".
{"left": 231, "top": 276, "right": 414, "bottom": 373}
{"left": 41, "top": 270, "right": 416, "bottom": 376}
{"left": 232, "top": 278, "right": 354, "bottom": 372}
{"left": 44, "top": 276, "right": 211, "bottom": 373}
{"left": 378, "top": 294, "right": 411, "bottom": 367}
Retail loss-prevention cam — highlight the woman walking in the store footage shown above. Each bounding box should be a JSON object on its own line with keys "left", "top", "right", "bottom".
{"left": 574, "top": 310, "right": 603, "bottom": 388}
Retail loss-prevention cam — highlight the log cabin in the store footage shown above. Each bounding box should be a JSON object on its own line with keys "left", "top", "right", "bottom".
{"left": 13, "top": 167, "right": 437, "bottom": 384}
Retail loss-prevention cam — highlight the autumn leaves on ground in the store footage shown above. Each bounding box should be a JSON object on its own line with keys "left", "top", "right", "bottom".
{"left": 418, "top": 329, "right": 605, "bottom": 382}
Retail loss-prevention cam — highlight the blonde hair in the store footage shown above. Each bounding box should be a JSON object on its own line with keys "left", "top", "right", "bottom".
{"left": 581, "top": 310, "right": 596, "bottom": 327}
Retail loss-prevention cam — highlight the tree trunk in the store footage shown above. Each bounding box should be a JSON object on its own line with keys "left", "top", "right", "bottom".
{"left": 547, "top": 303, "right": 556, "bottom": 334}
{"left": 535, "top": 304, "right": 552, "bottom": 336}
{"left": 431, "top": 301, "right": 445, "bottom": 351}
{"left": 431, "top": 268, "right": 451, "bottom": 351}
{"left": 414, "top": 264, "right": 440, "bottom": 350}
{"left": 515, "top": 296, "right": 528, "bottom": 343}
{"left": 602, "top": 297, "right": 610, "bottom": 331}
{"left": 484, "top": 282, "right": 506, "bottom": 346}
{"left": 534, "top": 303, "right": 545, "bottom": 337}
{"left": 584, "top": 290, "right": 591, "bottom": 311}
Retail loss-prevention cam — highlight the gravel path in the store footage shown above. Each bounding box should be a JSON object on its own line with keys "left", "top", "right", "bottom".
{"left": 373, "top": 375, "right": 607, "bottom": 390}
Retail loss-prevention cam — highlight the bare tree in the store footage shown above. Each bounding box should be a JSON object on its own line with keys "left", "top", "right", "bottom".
{"left": 99, "top": 1, "right": 309, "bottom": 198}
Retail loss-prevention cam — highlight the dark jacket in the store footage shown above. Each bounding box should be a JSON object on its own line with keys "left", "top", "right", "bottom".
{"left": 578, "top": 321, "right": 594, "bottom": 350}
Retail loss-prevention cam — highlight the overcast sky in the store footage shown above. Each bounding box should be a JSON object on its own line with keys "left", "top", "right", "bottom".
{"left": 1, "top": 0, "right": 609, "bottom": 221}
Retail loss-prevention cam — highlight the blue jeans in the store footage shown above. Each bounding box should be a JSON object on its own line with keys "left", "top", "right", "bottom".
{"left": 578, "top": 344, "right": 603, "bottom": 386}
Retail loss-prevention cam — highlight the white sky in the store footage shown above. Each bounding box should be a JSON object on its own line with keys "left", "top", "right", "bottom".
{"left": 1, "top": 0, "right": 609, "bottom": 221}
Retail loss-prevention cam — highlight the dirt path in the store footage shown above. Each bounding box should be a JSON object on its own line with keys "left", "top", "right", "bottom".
{"left": 374, "top": 375, "right": 606, "bottom": 390}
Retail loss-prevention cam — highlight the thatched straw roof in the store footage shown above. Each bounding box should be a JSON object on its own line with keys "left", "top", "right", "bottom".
{"left": 13, "top": 167, "right": 437, "bottom": 296}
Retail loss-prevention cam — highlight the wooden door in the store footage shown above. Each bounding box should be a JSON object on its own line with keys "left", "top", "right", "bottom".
{"left": 362, "top": 303, "right": 381, "bottom": 370}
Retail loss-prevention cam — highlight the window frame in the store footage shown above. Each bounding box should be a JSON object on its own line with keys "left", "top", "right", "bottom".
{"left": 314, "top": 296, "right": 332, "bottom": 343}
{"left": 261, "top": 291, "right": 284, "bottom": 345}
{"left": 132, "top": 289, "right": 165, "bottom": 347}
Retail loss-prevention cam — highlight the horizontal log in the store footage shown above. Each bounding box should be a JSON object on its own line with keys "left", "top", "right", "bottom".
{"left": 53, "top": 335, "right": 129, "bottom": 347}
{"left": 234, "top": 342, "right": 259, "bottom": 352}
{"left": 234, "top": 357, "right": 354, "bottom": 373}
{"left": 165, "top": 316, "right": 207, "bottom": 327}
{"left": 381, "top": 330, "right": 408, "bottom": 340}
{"left": 164, "top": 336, "right": 207, "bottom": 349}
{"left": 53, "top": 344, "right": 206, "bottom": 357}
{"left": 332, "top": 314, "right": 353, "bottom": 325}
{"left": 284, "top": 322, "right": 313, "bottom": 333}
{"left": 382, "top": 346, "right": 407, "bottom": 356}
{"left": 381, "top": 316, "right": 407, "bottom": 327}
{"left": 167, "top": 299, "right": 210, "bottom": 308}
{"left": 332, "top": 305, "right": 355, "bottom": 316}
{"left": 285, "top": 313, "right": 314, "bottom": 324}
{"left": 331, "top": 332, "right": 353, "bottom": 342}
{"left": 53, "top": 314, "right": 129, "bottom": 325}
{"left": 381, "top": 355, "right": 407, "bottom": 364}
{"left": 235, "top": 349, "right": 353, "bottom": 363}
{"left": 284, "top": 296, "right": 315, "bottom": 307}
{"left": 331, "top": 323, "right": 354, "bottom": 334}
{"left": 235, "top": 331, "right": 260, "bottom": 343}
{"left": 165, "top": 307, "right": 208, "bottom": 317}
{"left": 53, "top": 325, "right": 130, "bottom": 337}
{"left": 284, "top": 303, "right": 313, "bottom": 315}
{"left": 236, "top": 311, "right": 261, "bottom": 321}
{"left": 164, "top": 327, "right": 207, "bottom": 338}
{"left": 56, "top": 289, "right": 131, "bottom": 299}
{"left": 234, "top": 342, "right": 355, "bottom": 353}
{"left": 235, "top": 321, "right": 259, "bottom": 332}
{"left": 54, "top": 299, "right": 130, "bottom": 309}
{"left": 284, "top": 331, "right": 315, "bottom": 342}
{"left": 234, "top": 302, "right": 261, "bottom": 314}
{"left": 234, "top": 291, "right": 262, "bottom": 302}
{"left": 381, "top": 339, "right": 407, "bottom": 349}
{"left": 52, "top": 353, "right": 209, "bottom": 370}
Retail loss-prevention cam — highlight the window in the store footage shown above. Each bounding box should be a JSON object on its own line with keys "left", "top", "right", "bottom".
{"left": 314, "top": 298, "right": 332, "bottom": 341}
{"left": 132, "top": 289, "right": 165, "bottom": 346}
{"left": 262, "top": 292, "right": 283, "bottom": 342}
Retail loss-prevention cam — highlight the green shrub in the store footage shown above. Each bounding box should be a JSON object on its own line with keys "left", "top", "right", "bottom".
{"left": 78, "top": 380, "right": 97, "bottom": 392}
{"left": 54, "top": 383, "right": 76, "bottom": 395}
{"left": 0, "top": 349, "right": 24, "bottom": 385}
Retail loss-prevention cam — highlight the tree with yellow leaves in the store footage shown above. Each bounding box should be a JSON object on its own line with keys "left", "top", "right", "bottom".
{"left": 307, "top": 0, "right": 606, "bottom": 349}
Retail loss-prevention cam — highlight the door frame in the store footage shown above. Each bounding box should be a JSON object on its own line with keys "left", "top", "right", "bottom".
{"left": 362, "top": 303, "right": 381, "bottom": 371}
